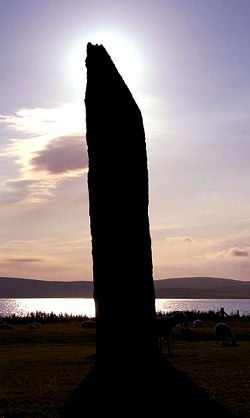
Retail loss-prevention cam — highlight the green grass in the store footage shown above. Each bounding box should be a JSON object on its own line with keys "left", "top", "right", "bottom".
{"left": 0, "top": 320, "right": 249, "bottom": 417}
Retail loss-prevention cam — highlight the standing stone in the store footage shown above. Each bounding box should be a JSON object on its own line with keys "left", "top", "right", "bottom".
{"left": 85, "top": 43, "right": 156, "bottom": 375}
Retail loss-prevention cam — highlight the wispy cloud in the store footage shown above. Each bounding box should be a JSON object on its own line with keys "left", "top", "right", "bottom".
{"left": 0, "top": 236, "right": 93, "bottom": 281}
{"left": 206, "top": 247, "right": 250, "bottom": 259}
{"left": 230, "top": 248, "right": 249, "bottom": 257}
{"left": 3, "top": 179, "right": 55, "bottom": 204}
{"left": 0, "top": 102, "right": 87, "bottom": 203}
{"left": 232, "top": 217, "right": 250, "bottom": 225}
{"left": 183, "top": 236, "right": 193, "bottom": 243}
{"left": 2, "top": 257, "right": 45, "bottom": 263}
{"left": 0, "top": 103, "right": 84, "bottom": 138}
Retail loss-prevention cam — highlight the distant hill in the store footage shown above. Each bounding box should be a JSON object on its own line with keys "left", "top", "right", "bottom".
{"left": 0, "top": 276, "right": 250, "bottom": 299}
{"left": 0, "top": 277, "right": 93, "bottom": 298}
{"left": 154, "top": 277, "right": 250, "bottom": 299}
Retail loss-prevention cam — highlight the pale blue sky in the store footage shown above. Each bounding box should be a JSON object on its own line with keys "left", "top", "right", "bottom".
{"left": 1, "top": 0, "right": 250, "bottom": 281}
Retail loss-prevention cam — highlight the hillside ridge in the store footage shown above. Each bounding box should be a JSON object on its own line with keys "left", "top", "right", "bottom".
{"left": 0, "top": 276, "right": 249, "bottom": 298}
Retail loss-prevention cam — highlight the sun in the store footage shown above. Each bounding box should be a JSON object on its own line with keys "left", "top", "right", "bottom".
{"left": 67, "top": 31, "right": 143, "bottom": 96}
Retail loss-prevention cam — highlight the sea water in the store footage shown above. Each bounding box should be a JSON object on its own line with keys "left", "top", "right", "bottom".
{"left": 0, "top": 298, "right": 249, "bottom": 317}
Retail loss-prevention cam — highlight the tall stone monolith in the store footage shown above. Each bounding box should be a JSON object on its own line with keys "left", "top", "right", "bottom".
{"left": 85, "top": 43, "right": 156, "bottom": 377}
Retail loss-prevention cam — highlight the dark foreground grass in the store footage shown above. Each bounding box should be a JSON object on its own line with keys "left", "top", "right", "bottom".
{"left": 0, "top": 320, "right": 249, "bottom": 417}
{"left": 168, "top": 340, "right": 250, "bottom": 418}
{"left": 167, "top": 322, "right": 250, "bottom": 417}
{"left": 0, "top": 322, "right": 96, "bottom": 417}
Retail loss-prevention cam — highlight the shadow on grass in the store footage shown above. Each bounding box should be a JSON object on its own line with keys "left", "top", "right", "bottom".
{"left": 61, "top": 354, "right": 235, "bottom": 418}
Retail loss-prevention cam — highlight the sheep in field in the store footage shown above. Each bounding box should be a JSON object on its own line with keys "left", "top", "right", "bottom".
{"left": 193, "top": 319, "right": 203, "bottom": 328}
{"left": 0, "top": 322, "right": 14, "bottom": 329}
{"left": 28, "top": 322, "right": 41, "bottom": 329}
{"left": 153, "top": 312, "right": 186, "bottom": 355}
{"left": 215, "top": 322, "right": 237, "bottom": 346}
{"left": 80, "top": 319, "right": 96, "bottom": 328}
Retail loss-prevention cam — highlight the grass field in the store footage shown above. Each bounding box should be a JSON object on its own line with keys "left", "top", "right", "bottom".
{"left": 0, "top": 321, "right": 96, "bottom": 417}
{"left": 0, "top": 319, "right": 249, "bottom": 417}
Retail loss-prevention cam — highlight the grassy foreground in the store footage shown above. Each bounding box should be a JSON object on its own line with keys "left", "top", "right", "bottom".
{"left": 0, "top": 321, "right": 96, "bottom": 417}
{"left": 0, "top": 319, "right": 249, "bottom": 417}
{"left": 169, "top": 323, "right": 250, "bottom": 418}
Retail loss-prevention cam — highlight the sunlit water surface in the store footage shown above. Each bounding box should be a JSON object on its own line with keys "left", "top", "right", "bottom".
{"left": 0, "top": 298, "right": 249, "bottom": 317}
{"left": 0, "top": 298, "right": 95, "bottom": 317}
{"left": 156, "top": 299, "right": 250, "bottom": 316}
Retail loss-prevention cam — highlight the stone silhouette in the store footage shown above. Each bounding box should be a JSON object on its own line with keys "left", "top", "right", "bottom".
{"left": 60, "top": 43, "right": 237, "bottom": 417}
{"left": 85, "top": 43, "right": 156, "bottom": 374}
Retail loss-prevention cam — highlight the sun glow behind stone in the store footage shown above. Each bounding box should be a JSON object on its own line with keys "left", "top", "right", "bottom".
{"left": 67, "top": 31, "right": 143, "bottom": 96}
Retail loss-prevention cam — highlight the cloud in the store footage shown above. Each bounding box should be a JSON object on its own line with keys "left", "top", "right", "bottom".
{"left": 0, "top": 103, "right": 84, "bottom": 138}
{"left": 183, "top": 236, "right": 193, "bottom": 243}
{"left": 2, "top": 136, "right": 87, "bottom": 203}
{"left": 3, "top": 179, "right": 55, "bottom": 204}
{"left": 2, "top": 257, "right": 45, "bottom": 264}
{"left": 30, "top": 135, "right": 88, "bottom": 174}
{"left": 0, "top": 103, "right": 87, "bottom": 203}
{"left": 165, "top": 235, "right": 195, "bottom": 244}
{"left": 6, "top": 180, "right": 38, "bottom": 202}
{"left": 230, "top": 248, "right": 249, "bottom": 257}
{"left": 151, "top": 225, "right": 181, "bottom": 242}
{"left": 206, "top": 247, "right": 250, "bottom": 259}
{"left": 232, "top": 217, "right": 250, "bottom": 225}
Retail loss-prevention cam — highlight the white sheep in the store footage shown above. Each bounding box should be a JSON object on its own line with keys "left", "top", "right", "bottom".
{"left": 215, "top": 322, "right": 237, "bottom": 346}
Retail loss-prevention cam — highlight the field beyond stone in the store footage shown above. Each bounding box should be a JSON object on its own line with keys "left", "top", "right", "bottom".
{"left": 0, "top": 319, "right": 249, "bottom": 417}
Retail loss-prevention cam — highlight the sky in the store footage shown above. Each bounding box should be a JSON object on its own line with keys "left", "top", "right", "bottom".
{"left": 1, "top": 0, "right": 250, "bottom": 282}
